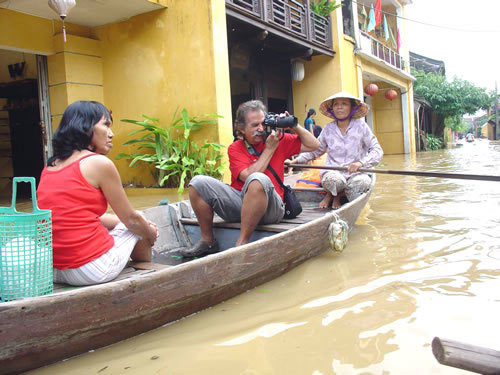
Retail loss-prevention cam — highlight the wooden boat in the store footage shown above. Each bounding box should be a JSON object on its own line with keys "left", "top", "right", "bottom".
{"left": 0, "top": 175, "right": 375, "bottom": 374}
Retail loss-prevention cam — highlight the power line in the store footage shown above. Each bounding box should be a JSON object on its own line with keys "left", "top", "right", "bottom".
{"left": 351, "top": 0, "right": 500, "bottom": 33}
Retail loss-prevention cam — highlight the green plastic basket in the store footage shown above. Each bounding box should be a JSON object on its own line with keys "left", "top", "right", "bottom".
{"left": 0, "top": 177, "right": 53, "bottom": 302}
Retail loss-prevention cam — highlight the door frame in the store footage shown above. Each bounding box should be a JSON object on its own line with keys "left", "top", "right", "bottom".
{"left": 36, "top": 54, "right": 52, "bottom": 163}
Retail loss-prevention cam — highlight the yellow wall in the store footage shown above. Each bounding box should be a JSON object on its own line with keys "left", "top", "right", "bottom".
{"left": 292, "top": 5, "right": 414, "bottom": 157}
{"left": 91, "top": 0, "right": 232, "bottom": 185}
{"left": 1, "top": 0, "right": 416, "bottom": 192}
{"left": 0, "top": 9, "right": 54, "bottom": 54}
{"left": 0, "top": 50, "right": 38, "bottom": 81}
{"left": 339, "top": 36, "right": 359, "bottom": 95}
{"left": 292, "top": 7, "right": 348, "bottom": 127}
{"left": 1, "top": 2, "right": 232, "bottom": 187}
{"left": 371, "top": 83, "right": 405, "bottom": 154}
{"left": 47, "top": 34, "right": 103, "bottom": 130}
{"left": 353, "top": 33, "right": 415, "bottom": 155}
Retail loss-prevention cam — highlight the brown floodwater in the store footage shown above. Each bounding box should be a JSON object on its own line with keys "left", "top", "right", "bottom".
{"left": 25, "top": 139, "right": 500, "bottom": 374}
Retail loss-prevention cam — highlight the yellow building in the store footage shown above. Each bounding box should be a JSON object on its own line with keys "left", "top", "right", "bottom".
{"left": 484, "top": 121, "right": 495, "bottom": 139}
{"left": 0, "top": 0, "right": 415, "bottom": 195}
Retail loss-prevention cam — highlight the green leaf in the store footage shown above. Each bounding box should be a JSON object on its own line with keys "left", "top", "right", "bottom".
{"left": 119, "top": 110, "right": 226, "bottom": 188}
{"left": 141, "top": 114, "right": 160, "bottom": 122}
{"left": 178, "top": 169, "right": 188, "bottom": 194}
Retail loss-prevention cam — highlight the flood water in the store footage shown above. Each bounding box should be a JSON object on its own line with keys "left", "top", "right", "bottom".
{"left": 27, "top": 139, "right": 500, "bottom": 374}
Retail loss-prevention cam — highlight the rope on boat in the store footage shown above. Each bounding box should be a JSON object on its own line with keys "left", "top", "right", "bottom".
{"left": 328, "top": 213, "right": 349, "bottom": 252}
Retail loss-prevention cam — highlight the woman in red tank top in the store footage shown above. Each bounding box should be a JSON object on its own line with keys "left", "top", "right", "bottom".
{"left": 37, "top": 101, "right": 159, "bottom": 286}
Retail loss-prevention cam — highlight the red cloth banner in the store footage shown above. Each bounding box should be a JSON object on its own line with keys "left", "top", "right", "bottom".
{"left": 374, "top": 0, "right": 382, "bottom": 26}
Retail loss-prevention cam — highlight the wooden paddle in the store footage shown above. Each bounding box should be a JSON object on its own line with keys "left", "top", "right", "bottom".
{"left": 432, "top": 337, "right": 500, "bottom": 374}
{"left": 286, "top": 163, "right": 500, "bottom": 182}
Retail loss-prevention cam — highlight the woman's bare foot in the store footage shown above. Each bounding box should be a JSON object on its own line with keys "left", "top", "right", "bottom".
{"left": 319, "top": 192, "right": 332, "bottom": 209}
{"left": 331, "top": 194, "right": 342, "bottom": 209}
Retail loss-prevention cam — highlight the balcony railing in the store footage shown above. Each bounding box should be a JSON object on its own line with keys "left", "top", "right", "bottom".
{"left": 226, "top": 0, "right": 333, "bottom": 52}
{"left": 359, "top": 31, "right": 406, "bottom": 71}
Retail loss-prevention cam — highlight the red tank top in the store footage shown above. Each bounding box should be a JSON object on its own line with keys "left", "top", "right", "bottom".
{"left": 37, "top": 153, "right": 114, "bottom": 269}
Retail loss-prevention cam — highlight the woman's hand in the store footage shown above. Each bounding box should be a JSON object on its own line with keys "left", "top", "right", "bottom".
{"left": 147, "top": 221, "right": 159, "bottom": 245}
{"left": 348, "top": 161, "right": 363, "bottom": 174}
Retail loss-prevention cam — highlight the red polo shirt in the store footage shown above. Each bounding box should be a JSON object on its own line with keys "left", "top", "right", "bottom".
{"left": 228, "top": 133, "right": 301, "bottom": 200}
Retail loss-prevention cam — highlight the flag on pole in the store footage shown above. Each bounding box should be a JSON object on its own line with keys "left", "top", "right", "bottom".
{"left": 383, "top": 15, "right": 389, "bottom": 40}
{"left": 360, "top": 5, "right": 368, "bottom": 31}
{"left": 375, "top": 0, "right": 382, "bottom": 26}
{"left": 397, "top": 28, "right": 401, "bottom": 51}
{"left": 367, "top": 4, "right": 376, "bottom": 32}
{"left": 388, "top": 25, "right": 397, "bottom": 49}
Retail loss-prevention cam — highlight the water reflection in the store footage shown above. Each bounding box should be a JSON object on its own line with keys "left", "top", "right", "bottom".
{"left": 27, "top": 139, "right": 500, "bottom": 375}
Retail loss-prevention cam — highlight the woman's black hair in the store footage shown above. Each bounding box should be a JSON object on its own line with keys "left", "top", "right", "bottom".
{"left": 48, "top": 101, "right": 112, "bottom": 166}
{"left": 306, "top": 108, "right": 316, "bottom": 120}
{"left": 304, "top": 108, "right": 316, "bottom": 127}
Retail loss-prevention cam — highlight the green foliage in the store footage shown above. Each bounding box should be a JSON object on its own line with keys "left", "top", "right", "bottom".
{"left": 444, "top": 115, "right": 468, "bottom": 132}
{"left": 488, "top": 113, "right": 499, "bottom": 124}
{"left": 116, "top": 109, "right": 225, "bottom": 193}
{"left": 310, "top": 0, "right": 342, "bottom": 17}
{"left": 425, "top": 134, "right": 443, "bottom": 150}
{"left": 412, "top": 69, "right": 494, "bottom": 118}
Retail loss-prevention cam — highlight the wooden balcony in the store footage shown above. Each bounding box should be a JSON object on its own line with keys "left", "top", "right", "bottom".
{"left": 359, "top": 31, "right": 406, "bottom": 71}
{"left": 226, "top": 0, "right": 334, "bottom": 56}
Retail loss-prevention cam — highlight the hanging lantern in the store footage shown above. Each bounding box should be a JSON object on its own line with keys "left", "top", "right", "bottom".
{"left": 48, "top": 0, "right": 76, "bottom": 43}
{"left": 364, "top": 83, "right": 379, "bottom": 96}
{"left": 291, "top": 60, "right": 305, "bottom": 82}
{"left": 385, "top": 88, "right": 398, "bottom": 101}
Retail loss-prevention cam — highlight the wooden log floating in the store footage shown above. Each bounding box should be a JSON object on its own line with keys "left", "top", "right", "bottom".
{"left": 432, "top": 337, "right": 500, "bottom": 374}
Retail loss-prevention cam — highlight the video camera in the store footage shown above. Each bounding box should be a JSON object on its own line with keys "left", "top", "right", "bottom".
{"left": 263, "top": 113, "right": 298, "bottom": 135}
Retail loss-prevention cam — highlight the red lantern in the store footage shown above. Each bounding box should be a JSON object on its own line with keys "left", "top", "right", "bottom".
{"left": 364, "top": 83, "right": 379, "bottom": 96}
{"left": 385, "top": 89, "right": 398, "bottom": 101}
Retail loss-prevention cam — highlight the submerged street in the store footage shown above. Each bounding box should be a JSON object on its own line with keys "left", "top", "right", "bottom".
{"left": 29, "top": 139, "right": 500, "bottom": 374}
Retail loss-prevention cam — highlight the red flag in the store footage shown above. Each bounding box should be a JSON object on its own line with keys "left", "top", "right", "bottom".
{"left": 374, "top": 0, "right": 382, "bottom": 26}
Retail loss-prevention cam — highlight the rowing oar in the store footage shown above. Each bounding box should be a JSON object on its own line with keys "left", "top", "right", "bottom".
{"left": 285, "top": 163, "right": 500, "bottom": 182}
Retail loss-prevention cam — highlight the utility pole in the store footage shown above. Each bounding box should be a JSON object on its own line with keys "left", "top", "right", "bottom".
{"left": 496, "top": 81, "right": 499, "bottom": 141}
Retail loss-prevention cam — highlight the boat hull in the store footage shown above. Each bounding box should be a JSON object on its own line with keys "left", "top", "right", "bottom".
{"left": 0, "top": 176, "right": 374, "bottom": 374}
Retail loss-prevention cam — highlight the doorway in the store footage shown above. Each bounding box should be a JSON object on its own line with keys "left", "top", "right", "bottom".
{"left": 229, "top": 47, "right": 292, "bottom": 123}
{"left": 0, "top": 50, "right": 49, "bottom": 198}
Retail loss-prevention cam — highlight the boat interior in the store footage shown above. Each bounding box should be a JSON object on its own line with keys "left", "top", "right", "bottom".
{"left": 51, "top": 185, "right": 331, "bottom": 296}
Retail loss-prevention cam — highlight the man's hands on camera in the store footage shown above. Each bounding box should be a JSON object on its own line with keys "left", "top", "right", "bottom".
{"left": 265, "top": 129, "right": 281, "bottom": 152}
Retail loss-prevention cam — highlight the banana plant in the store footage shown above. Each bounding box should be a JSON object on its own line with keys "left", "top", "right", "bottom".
{"left": 116, "top": 108, "right": 225, "bottom": 192}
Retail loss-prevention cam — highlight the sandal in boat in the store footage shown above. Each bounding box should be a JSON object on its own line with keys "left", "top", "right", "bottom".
{"left": 180, "top": 240, "right": 220, "bottom": 258}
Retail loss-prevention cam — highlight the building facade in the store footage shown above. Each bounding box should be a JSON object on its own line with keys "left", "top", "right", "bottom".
{"left": 0, "top": 0, "right": 415, "bottom": 192}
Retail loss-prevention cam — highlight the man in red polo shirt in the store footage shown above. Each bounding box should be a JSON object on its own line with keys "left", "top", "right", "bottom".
{"left": 180, "top": 100, "right": 319, "bottom": 258}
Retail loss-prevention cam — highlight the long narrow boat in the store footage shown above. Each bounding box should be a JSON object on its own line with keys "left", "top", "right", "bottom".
{"left": 0, "top": 175, "right": 375, "bottom": 374}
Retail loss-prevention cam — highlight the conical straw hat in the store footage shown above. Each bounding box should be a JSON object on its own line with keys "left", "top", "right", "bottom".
{"left": 319, "top": 91, "right": 369, "bottom": 120}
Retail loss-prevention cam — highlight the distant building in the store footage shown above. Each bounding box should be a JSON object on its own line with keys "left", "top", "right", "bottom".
{"left": 409, "top": 51, "right": 446, "bottom": 76}
{"left": 411, "top": 52, "right": 447, "bottom": 150}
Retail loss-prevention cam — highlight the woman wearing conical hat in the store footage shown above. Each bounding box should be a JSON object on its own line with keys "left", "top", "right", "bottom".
{"left": 291, "top": 91, "right": 383, "bottom": 209}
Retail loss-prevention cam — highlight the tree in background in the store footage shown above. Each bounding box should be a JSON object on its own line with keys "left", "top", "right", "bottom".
{"left": 412, "top": 70, "right": 494, "bottom": 141}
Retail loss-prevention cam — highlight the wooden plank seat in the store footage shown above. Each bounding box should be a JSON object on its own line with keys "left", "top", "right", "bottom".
{"left": 180, "top": 204, "right": 331, "bottom": 233}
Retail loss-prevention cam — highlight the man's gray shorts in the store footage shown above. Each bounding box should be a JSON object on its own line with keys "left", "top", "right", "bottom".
{"left": 189, "top": 173, "right": 285, "bottom": 224}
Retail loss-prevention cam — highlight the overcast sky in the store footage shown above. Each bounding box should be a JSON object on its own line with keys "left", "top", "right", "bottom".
{"left": 405, "top": 0, "right": 500, "bottom": 93}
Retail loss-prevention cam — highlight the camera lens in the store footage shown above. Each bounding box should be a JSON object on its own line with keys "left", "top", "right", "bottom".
{"left": 277, "top": 116, "right": 297, "bottom": 128}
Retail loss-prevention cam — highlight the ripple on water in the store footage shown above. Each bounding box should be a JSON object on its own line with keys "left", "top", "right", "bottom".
{"left": 29, "top": 139, "right": 500, "bottom": 375}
